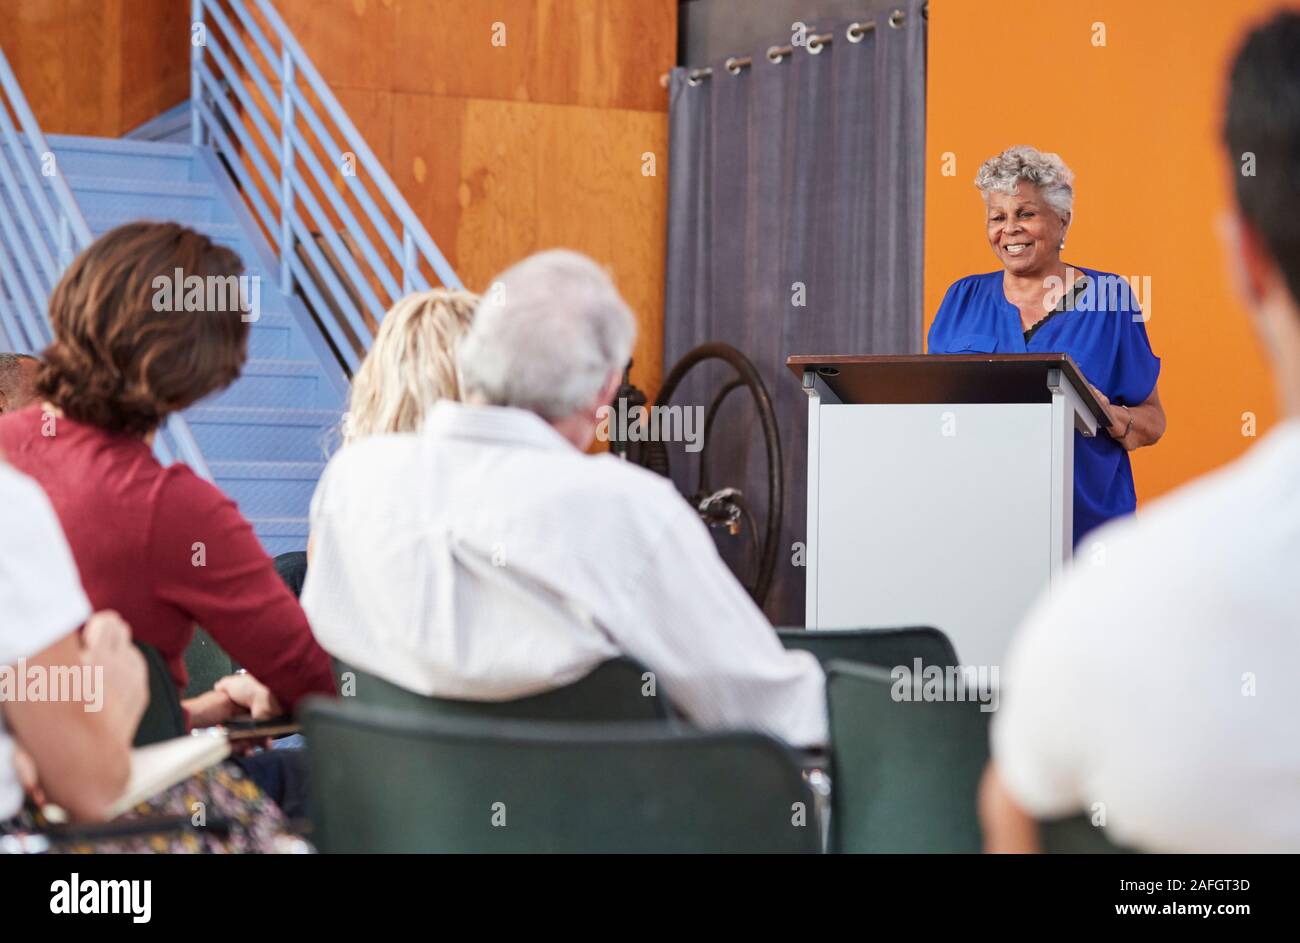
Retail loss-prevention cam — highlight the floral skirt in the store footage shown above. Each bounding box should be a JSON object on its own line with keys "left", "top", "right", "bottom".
{"left": 1, "top": 761, "right": 300, "bottom": 854}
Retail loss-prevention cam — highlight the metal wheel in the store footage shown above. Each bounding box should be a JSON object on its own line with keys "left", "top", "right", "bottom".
{"left": 635, "top": 342, "right": 783, "bottom": 609}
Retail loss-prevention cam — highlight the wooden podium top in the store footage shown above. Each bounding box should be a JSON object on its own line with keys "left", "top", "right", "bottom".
{"left": 786, "top": 353, "right": 1110, "bottom": 425}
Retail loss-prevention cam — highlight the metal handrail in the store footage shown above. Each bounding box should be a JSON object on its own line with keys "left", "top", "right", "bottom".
{"left": 191, "top": 0, "right": 462, "bottom": 372}
{"left": 0, "top": 45, "right": 211, "bottom": 480}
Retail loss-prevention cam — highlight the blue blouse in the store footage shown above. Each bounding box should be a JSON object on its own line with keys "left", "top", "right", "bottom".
{"left": 927, "top": 267, "right": 1161, "bottom": 544}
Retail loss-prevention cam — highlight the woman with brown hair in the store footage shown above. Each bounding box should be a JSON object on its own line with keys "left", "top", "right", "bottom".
{"left": 0, "top": 221, "right": 335, "bottom": 730}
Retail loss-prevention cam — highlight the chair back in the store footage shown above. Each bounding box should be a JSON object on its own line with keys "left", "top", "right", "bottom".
{"left": 133, "top": 642, "right": 186, "bottom": 746}
{"left": 302, "top": 698, "right": 819, "bottom": 853}
{"left": 779, "top": 626, "right": 958, "bottom": 670}
{"left": 826, "top": 660, "right": 990, "bottom": 852}
{"left": 334, "top": 655, "right": 671, "bottom": 722}
{"left": 182, "top": 626, "right": 235, "bottom": 699}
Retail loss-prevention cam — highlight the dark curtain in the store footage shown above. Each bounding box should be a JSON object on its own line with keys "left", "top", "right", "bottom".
{"left": 663, "top": 2, "right": 927, "bottom": 625}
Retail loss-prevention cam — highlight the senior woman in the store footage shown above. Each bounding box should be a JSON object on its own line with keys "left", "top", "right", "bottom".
{"left": 928, "top": 145, "right": 1165, "bottom": 543}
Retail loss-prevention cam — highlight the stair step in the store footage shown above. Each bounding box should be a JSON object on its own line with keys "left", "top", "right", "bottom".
{"left": 209, "top": 461, "right": 326, "bottom": 519}
{"left": 247, "top": 517, "right": 311, "bottom": 558}
{"left": 250, "top": 516, "right": 312, "bottom": 534}
{"left": 64, "top": 174, "right": 216, "bottom": 224}
{"left": 66, "top": 174, "right": 214, "bottom": 198}
{"left": 244, "top": 316, "right": 315, "bottom": 361}
{"left": 247, "top": 314, "right": 306, "bottom": 359}
{"left": 185, "top": 405, "right": 341, "bottom": 463}
{"left": 208, "top": 357, "right": 334, "bottom": 409}
{"left": 239, "top": 358, "right": 324, "bottom": 377}
{"left": 47, "top": 133, "right": 196, "bottom": 159}
{"left": 209, "top": 460, "right": 327, "bottom": 479}
{"left": 42, "top": 133, "right": 197, "bottom": 182}
{"left": 185, "top": 405, "right": 339, "bottom": 425}
{"left": 85, "top": 215, "right": 242, "bottom": 240}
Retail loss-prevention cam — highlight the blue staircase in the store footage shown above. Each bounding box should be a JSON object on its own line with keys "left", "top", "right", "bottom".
{"left": 0, "top": 0, "right": 461, "bottom": 558}
{"left": 38, "top": 133, "right": 349, "bottom": 556}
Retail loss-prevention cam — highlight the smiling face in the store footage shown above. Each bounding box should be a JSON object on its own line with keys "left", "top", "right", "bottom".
{"left": 985, "top": 183, "right": 1069, "bottom": 276}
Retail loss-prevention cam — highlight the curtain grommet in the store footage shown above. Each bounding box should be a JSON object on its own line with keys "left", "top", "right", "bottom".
{"left": 846, "top": 22, "right": 868, "bottom": 43}
{"left": 725, "top": 57, "right": 745, "bottom": 75}
{"left": 766, "top": 45, "right": 786, "bottom": 64}
{"left": 889, "top": 9, "right": 905, "bottom": 28}
{"left": 807, "top": 35, "right": 826, "bottom": 55}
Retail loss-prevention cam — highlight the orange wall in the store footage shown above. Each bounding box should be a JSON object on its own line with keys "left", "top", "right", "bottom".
{"left": 0, "top": 0, "right": 188, "bottom": 137}
{"left": 925, "top": 0, "right": 1290, "bottom": 503}
{"left": 274, "top": 0, "right": 676, "bottom": 394}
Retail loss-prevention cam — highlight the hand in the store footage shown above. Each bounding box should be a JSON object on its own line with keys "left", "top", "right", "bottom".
{"left": 80, "top": 610, "right": 147, "bottom": 744}
{"left": 213, "top": 672, "right": 282, "bottom": 722}
{"left": 1085, "top": 382, "right": 1127, "bottom": 438}
{"left": 182, "top": 688, "right": 239, "bottom": 728}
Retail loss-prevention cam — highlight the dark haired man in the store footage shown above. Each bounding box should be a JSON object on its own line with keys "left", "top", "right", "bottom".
{"left": 982, "top": 12, "right": 1300, "bottom": 853}
{"left": 0, "top": 353, "right": 38, "bottom": 415}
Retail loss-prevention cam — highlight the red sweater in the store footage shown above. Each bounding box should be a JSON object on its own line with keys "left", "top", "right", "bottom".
{"left": 0, "top": 405, "right": 335, "bottom": 715}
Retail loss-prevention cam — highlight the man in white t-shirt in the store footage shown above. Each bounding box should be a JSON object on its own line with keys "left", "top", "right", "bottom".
{"left": 0, "top": 462, "right": 146, "bottom": 824}
{"left": 982, "top": 12, "right": 1300, "bottom": 853}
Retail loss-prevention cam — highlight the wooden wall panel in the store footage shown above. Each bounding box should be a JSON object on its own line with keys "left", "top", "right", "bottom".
{"left": 390, "top": 95, "right": 667, "bottom": 389}
{"left": 276, "top": 0, "right": 398, "bottom": 93}
{"left": 389, "top": 0, "right": 674, "bottom": 112}
{"left": 275, "top": 0, "right": 675, "bottom": 112}
{"left": 0, "top": 0, "right": 188, "bottom": 137}
{"left": 277, "top": 0, "right": 675, "bottom": 395}
{"left": 119, "top": 0, "right": 190, "bottom": 132}
{"left": 64, "top": 0, "right": 123, "bottom": 133}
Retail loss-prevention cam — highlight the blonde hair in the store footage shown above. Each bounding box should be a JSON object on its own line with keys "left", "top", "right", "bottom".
{"left": 343, "top": 289, "right": 478, "bottom": 444}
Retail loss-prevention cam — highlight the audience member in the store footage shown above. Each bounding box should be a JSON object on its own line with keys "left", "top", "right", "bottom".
{"left": 303, "top": 250, "right": 826, "bottom": 747}
{"left": 0, "top": 222, "right": 335, "bottom": 731}
{"left": 1, "top": 461, "right": 144, "bottom": 826}
{"left": 341, "top": 288, "right": 478, "bottom": 444}
{"left": 282, "top": 289, "right": 479, "bottom": 594}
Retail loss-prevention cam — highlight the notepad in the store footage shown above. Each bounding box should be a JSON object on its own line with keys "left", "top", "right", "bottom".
{"left": 107, "top": 732, "right": 231, "bottom": 818}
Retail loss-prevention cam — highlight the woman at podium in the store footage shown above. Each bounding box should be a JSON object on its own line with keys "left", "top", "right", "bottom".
{"left": 928, "top": 145, "right": 1164, "bottom": 544}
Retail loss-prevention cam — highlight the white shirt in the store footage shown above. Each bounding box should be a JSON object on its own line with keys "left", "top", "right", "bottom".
{"left": 302, "top": 401, "right": 826, "bottom": 746}
{"left": 994, "top": 419, "right": 1300, "bottom": 852}
{"left": 0, "top": 463, "right": 92, "bottom": 821}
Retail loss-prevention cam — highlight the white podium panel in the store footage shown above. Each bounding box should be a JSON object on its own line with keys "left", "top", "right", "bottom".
{"left": 792, "top": 354, "right": 1099, "bottom": 672}
{"left": 808, "top": 402, "right": 1057, "bottom": 667}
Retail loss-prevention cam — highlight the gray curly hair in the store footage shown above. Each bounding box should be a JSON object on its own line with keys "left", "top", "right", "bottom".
{"left": 975, "top": 145, "right": 1075, "bottom": 221}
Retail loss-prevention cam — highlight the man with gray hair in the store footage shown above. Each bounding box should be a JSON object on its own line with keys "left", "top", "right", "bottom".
{"left": 303, "top": 250, "right": 826, "bottom": 746}
{"left": 0, "top": 353, "right": 38, "bottom": 415}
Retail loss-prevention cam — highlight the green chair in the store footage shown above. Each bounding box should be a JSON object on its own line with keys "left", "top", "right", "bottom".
{"left": 1039, "top": 814, "right": 1135, "bottom": 853}
{"left": 334, "top": 655, "right": 672, "bottom": 722}
{"left": 826, "top": 660, "right": 990, "bottom": 852}
{"left": 302, "top": 698, "right": 819, "bottom": 853}
{"left": 182, "top": 625, "right": 235, "bottom": 699}
{"left": 133, "top": 642, "right": 186, "bottom": 746}
{"left": 779, "top": 626, "right": 959, "bottom": 670}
